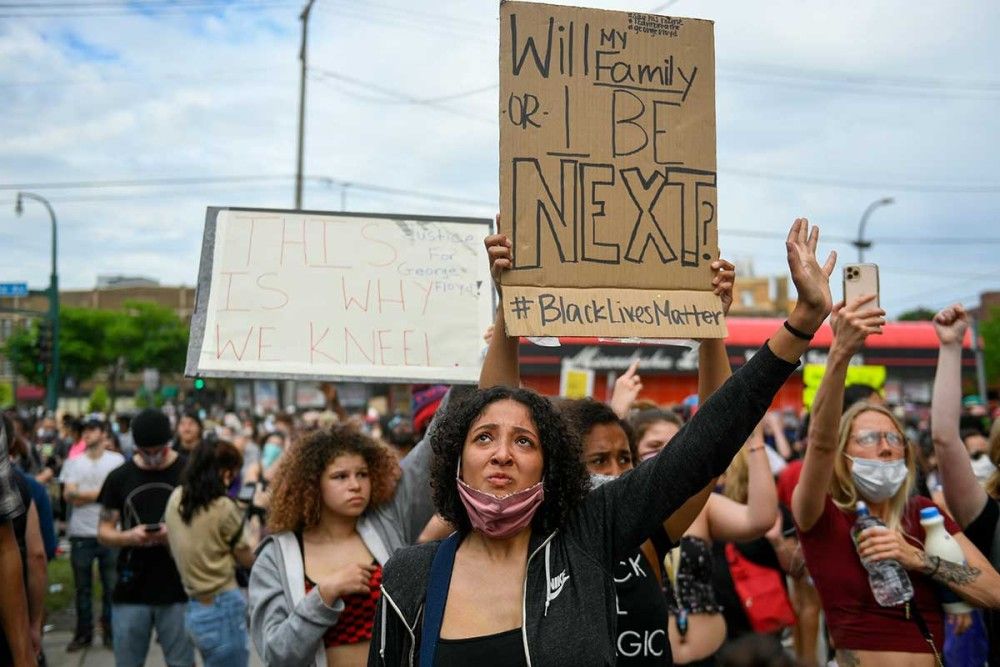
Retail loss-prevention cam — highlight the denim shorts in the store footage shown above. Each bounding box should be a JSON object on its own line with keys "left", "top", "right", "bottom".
{"left": 185, "top": 588, "right": 250, "bottom": 667}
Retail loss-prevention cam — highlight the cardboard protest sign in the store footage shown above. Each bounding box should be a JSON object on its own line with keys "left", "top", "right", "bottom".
{"left": 186, "top": 208, "right": 493, "bottom": 384}
{"left": 499, "top": 1, "right": 724, "bottom": 339}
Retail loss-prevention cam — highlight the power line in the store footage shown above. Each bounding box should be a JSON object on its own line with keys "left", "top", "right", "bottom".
{"left": 722, "top": 167, "right": 1000, "bottom": 194}
{"left": 0, "top": 173, "right": 495, "bottom": 207}
{"left": 309, "top": 66, "right": 492, "bottom": 125}
{"left": 0, "top": 0, "right": 297, "bottom": 18}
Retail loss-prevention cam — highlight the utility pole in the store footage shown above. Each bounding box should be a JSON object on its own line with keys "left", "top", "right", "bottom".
{"left": 15, "top": 192, "right": 60, "bottom": 413}
{"left": 295, "top": 0, "right": 316, "bottom": 210}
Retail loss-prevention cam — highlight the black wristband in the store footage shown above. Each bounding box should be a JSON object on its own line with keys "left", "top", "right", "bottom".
{"left": 783, "top": 320, "right": 815, "bottom": 341}
{"left": 928, "top": 555, "right": 941, "bottom": 577}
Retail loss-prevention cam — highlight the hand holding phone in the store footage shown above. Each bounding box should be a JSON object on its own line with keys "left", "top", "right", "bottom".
{"left": 843, "top": 263, "right": 880, "bottom": 309}
{"left": 143, "top": 523, "right": 162, "bottom": 533}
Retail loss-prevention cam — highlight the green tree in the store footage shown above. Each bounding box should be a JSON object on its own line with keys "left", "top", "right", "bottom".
{"left": 88, "top": 384, "right": 109, "bottom": 413}
{"left": 2, "top": 307, "right": 118, "bottom": 387}
{"left": 980, "top": 307, "right": 1000, "bottom": 387}
{"left": 898, "top": 307, "right": 936, "bottom": 321}
{"left": 2, "top": 301, "right": 188, "bottom": 409}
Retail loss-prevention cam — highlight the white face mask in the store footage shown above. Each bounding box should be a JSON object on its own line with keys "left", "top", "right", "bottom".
{"left": 848, "top": 456, "right": 908, "bottom": 503}
{"left": 971, "top": 454, "right": 997, "bottom": 484}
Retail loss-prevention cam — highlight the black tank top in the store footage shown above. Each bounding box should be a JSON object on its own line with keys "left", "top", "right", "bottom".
{"left": 435, "top": 628, "right": 527, "bottom": 666}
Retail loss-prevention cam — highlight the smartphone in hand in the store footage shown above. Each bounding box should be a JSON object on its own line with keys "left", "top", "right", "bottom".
{"left": 143, "top": 523, "right": 162, "bottom": 533}
{"left": 843, "top": 263, "right": 880, "bottom": 309}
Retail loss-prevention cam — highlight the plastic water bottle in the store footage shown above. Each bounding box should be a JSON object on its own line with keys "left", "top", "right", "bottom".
{"left": 851, "top": 501, "right": 914, "bottom": 607}
{"left": 920, "top": 506, "right": 972, "bottom": 613}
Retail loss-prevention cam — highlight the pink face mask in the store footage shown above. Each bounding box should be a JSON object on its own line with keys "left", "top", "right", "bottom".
{"left": 456, "top": 477, "right": 545, "bottom": 539}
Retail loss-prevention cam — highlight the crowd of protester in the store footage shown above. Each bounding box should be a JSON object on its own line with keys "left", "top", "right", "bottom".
{"left": 0, "top": 220, "right": 998, "bottom": 666}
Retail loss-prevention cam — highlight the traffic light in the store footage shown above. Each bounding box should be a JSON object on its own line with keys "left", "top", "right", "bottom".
{"left": 36, "top": 320, "right": 52, "bottom": 374}
{"left": 193, "top": 377, "right": 206, "bottom": 391}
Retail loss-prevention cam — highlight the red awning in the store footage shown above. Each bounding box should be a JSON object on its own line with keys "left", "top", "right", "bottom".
{"left": 525, "top": 317, "right": 972, "bottom": 351}
{"left": 15, "top": 385, "right": 46, "bottom": 401}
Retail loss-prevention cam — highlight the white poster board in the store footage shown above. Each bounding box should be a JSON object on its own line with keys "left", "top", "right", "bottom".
{"left": 186, "top": 208, "right": 494, "bottom": 384}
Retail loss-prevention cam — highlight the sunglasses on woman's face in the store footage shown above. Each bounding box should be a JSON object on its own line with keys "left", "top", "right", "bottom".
{"left": 971, "top": 451, "right": 990, "bottom": 461}
{"left": 852, "top": 430, "right": 905, "bottom": 449}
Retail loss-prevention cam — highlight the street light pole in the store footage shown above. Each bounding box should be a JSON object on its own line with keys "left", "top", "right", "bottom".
{"left": 294, "top": 0, "right": 317, "bottom": 210}
{"left": 853, "top": 197, "right": 894, "bottom": 263}
{"left": 15, "top": 192, "right": 60, "bottom": 413}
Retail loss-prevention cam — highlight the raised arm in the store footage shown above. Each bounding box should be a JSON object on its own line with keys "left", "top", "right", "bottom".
{"left": 707, "top": 426, "right": 778, "bottom": 542}
{"left": 480, "top": 230, "right": 520, "bottom": 390}
{"left": 698, "top": 258, "right": 736, "bottom": 402}
{"left": 792, "top": 295, "right": 884, "bottom": 532}
{"left": 575, "top": 219, "right": 835, "bottom": 562}
{"left": 931, "top": 305, "right": 985, "bottom": 528}
{"left": 661, "top": 258, "right": 737, "bottom": 541}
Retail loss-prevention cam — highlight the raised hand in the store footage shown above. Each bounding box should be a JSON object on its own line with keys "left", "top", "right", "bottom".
{"left": 484, "top": 228, "right": 512, "bottom": 292}
{"left": 830, "top": 295, "right": 885, "bottom": 355}
{"left": 933, "top": 304, "right": 968, "bottom": 347}
{"left": 711, "top": 258, "right": 736, "bottom": 316}
{"left": 609, "top": 360, "right": 643, "bottom": 420}
{"left": 786, "top": 218, "right": 836, "bottom": 331}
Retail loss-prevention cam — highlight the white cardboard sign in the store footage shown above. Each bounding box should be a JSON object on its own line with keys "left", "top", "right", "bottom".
{"left": 186, "top": 208, "right": 493, "bottom": 384}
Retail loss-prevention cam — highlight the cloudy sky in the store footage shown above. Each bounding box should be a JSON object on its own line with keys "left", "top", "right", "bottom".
{"left": 1, "top": 0, "right": 998, "bottom": 317}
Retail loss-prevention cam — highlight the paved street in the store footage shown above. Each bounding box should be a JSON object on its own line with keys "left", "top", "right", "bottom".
{"left": 41, "top": 628, "right": 264, "bottom": 666}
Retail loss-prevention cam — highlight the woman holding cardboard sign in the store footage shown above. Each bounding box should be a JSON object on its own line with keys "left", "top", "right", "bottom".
{"left": 370, "top": 219, "right": 836, "bottom": 666}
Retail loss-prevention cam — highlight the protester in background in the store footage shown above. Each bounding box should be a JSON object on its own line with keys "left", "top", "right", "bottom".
{"left": 172, "top": 411, "right": 203, "bottom": 454}
{"left": 794, "top": 296, "right": 1000, "bottom": 666}
{"left": 249, "top": 416, "right": 443, "bottom": 667}
{"left": 654, "top": 425, "right": 778, "bottom": 665}
{"left": 60, "top": 418, "right": 125, "bottom": 651}
{"left": 97, "top": 408, "right": 193, "bottom": 667}
{"left": 843, "top": 384, "right": 883, "bottom": 410}
{"left": 116, "top": 413, "right": 135, "bottom": 460}
{"left": 774, "top": 412, "right": 821, "bottom": 667}
{"left": 0, "top": 416, "right": 36, "bottom": 667}
{"left": 371, "top": 220, "right": 834, "bottom": 666}
{"left": 712, "top": 450, "right": 799, "bottom": 648}
{"left": 259, "top": 430, "right": 287, "bottom": 486}
{"left": 931, "top": 304, "right": 1000, "bottom": 665}
{"left": 16, "top": 468, "right": 56, "bottom": 561}
{"left": 164, "top": 440, "right": 253, "bottom": 667}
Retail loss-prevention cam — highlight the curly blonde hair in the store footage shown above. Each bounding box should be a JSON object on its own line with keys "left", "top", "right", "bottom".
{"left": 267, "top": 423, "right": 400, "bottom": 534}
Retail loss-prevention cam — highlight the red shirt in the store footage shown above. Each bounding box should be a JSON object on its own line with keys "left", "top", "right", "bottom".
{"left": 776, "top": 459, "right": 803, "bottom": 509}
{"left": 798, "top": 494, "right": 960, "bottom": 655}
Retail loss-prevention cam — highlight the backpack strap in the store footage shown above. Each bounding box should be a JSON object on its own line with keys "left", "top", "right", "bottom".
{"left": 418, "top": 532, "right": 461, "bottom": 667}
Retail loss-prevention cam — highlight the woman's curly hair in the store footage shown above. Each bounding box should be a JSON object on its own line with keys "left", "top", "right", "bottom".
{"left": 430, "top": 386, "right": 590, "bottom": 535}
{"left": 267, "top": 423, "right": 400, "bottom": 533}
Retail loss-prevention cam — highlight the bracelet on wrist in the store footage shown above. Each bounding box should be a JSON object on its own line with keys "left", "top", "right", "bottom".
{"left": 927, "top": 554, "right": 941, "bottom": 577}
{"left": 783, "top": 320, "right": 815, "bottom": 341}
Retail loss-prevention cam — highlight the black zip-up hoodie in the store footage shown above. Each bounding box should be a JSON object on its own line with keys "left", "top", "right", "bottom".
{"left": 370, "top": 344, "right": 797, "bottom": 667}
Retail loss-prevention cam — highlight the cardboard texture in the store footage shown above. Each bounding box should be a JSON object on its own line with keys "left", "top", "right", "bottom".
{"left": 186, "top": 208, "right": 493, "bottom": 384}
{"left": 499, "top": 1, "right": 724, "bottom": 338}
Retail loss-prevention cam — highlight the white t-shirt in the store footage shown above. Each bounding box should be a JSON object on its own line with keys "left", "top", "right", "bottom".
{"left": 60, "top": 449, "right": 125, "bottom": 537}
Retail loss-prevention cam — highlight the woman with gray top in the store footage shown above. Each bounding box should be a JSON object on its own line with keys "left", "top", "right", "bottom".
{"left": 370, "top": 219, "right": 836, "bottom": 666}
{"left": 249, "top": 392, "right": 448, "bottom": 667}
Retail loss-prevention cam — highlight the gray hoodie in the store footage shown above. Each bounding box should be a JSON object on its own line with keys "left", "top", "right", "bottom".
{"left": 248, "top": 390, "right": 450, "bottom": 667}
{"left": 370, "top": 344, "right": 798, "bottom": 666}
